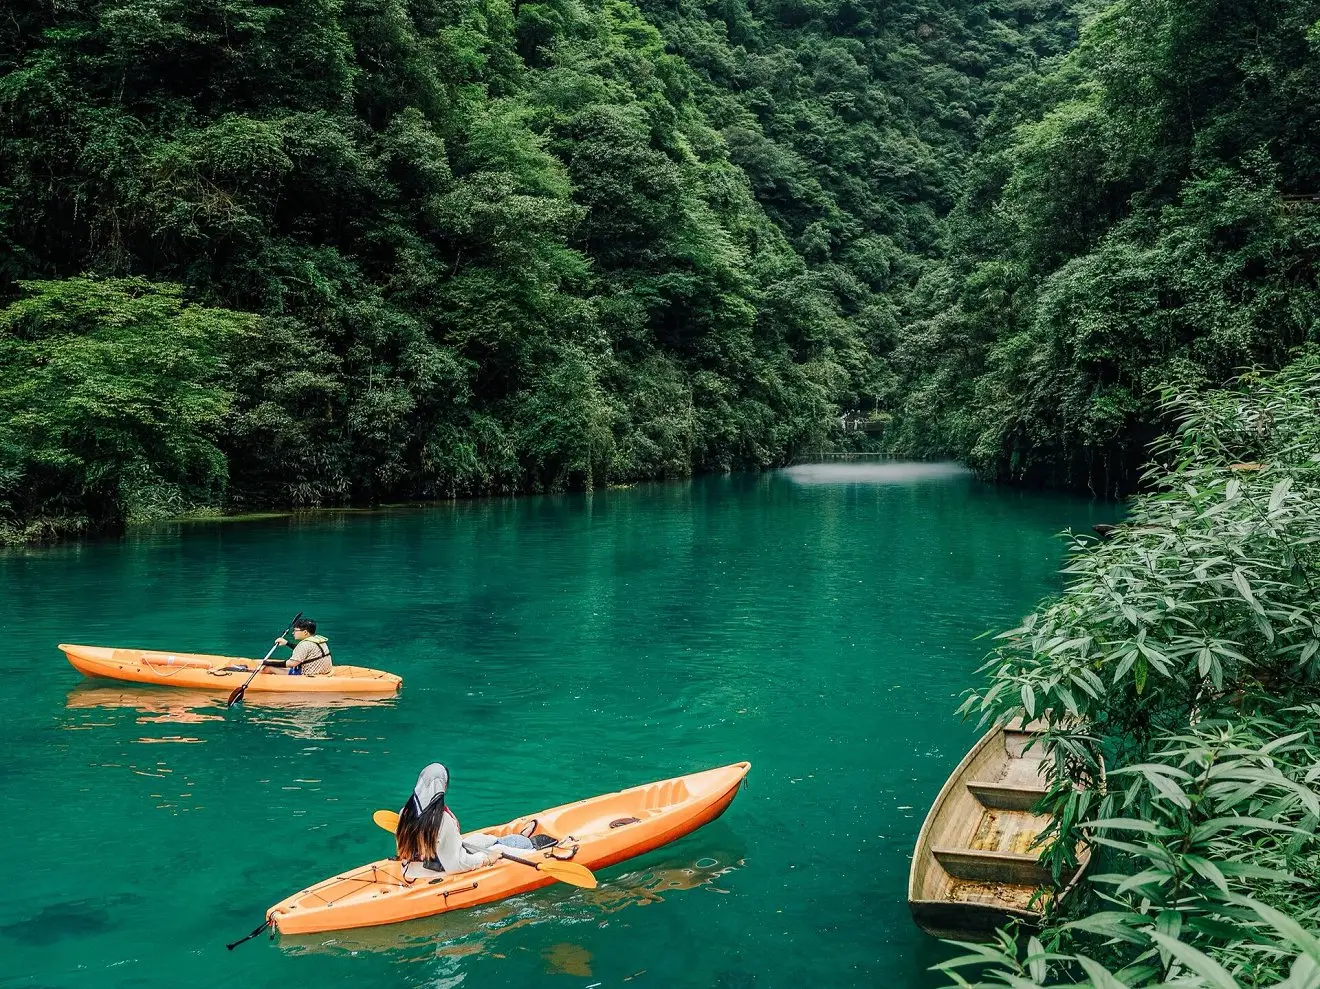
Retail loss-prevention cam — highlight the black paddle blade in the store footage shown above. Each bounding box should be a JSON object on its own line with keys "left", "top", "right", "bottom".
{"left": 227, "top": 611, "right": 299, "bottom": 709}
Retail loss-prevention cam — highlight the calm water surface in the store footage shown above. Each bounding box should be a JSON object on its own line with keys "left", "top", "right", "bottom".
{"left": 0, "top": 466, "right": 1115, "bottom": 989}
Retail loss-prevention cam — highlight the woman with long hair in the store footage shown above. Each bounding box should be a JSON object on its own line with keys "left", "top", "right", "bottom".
{"left": 396, "top": 763, "right": 534, "bottom": 873}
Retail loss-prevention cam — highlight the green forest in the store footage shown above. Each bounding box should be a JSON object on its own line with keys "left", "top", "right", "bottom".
{"left": 3, "top": 0, "right": 1088, "bottom": 539}
{"left": 8, "top": 0, "right": 1320, "bottom": 982}
{"left": 4, "top": 2, "right": 1319, "bottom": 537}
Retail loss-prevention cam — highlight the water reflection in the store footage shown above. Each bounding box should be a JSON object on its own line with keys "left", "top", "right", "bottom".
{"left": 276, "top": 843, "right": 746, "bottom": 961}
{"left": 64, "top": 685, "right": 397, "bottom": 741}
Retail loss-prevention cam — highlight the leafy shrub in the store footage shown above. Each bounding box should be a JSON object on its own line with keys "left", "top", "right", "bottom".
{"left": 946, "top": 355, "right": 1320, "bottom": 986}
{"left": 0, "top": 277, "right": 252, "bottom": 540}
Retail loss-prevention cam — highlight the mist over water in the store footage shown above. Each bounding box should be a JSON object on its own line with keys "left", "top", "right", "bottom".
{"left": 1, "top": 471, "right": 1115, "bottom": 988}
{"left": 782, "top": 462, "right": 974, "bottom": 485}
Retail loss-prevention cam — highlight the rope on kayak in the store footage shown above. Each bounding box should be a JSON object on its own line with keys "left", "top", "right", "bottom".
{"left": 140, "top": 653, "right": 199, "bottom": 678}
{"left": 298, "top": 867, "right": 415, "bottom": 911}
{"left": 374, "top": 863, "right": 417, "bottom": 888}
{"left": 226, "top": 918, "right": 269, "bottom": 950}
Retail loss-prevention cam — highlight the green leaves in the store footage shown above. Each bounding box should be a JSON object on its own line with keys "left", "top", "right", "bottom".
{"left": 894, "top": 0, "right": 1320, "bottom": 493}
{"left": 1145, "top": 932, "right": 1240, "bottom": 989}
{"left": 945, "top": 358, "right": 1320, "bottom": 986}
{"left": 965, "top": 356, "right": 1320, "bottom": 761}
{"left": 5, "top": 0, "right": 917, "bottom": 532}
{"left": 0, "top": 278, "right": 252, "bottom": 539}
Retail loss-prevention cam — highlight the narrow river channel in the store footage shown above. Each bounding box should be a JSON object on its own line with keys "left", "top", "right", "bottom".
{"left": 0, "top": 465, "right": 1114, "bottom": 988}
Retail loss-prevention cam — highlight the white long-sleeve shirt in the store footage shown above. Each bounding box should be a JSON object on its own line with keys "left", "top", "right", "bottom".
{"left": 426, "top": 810, "right": 500, "bottom": 874}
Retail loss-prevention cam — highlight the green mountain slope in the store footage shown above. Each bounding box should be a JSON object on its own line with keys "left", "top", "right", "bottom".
{"left": 0, "top": 0, "right": 1082, "bottom": 537}
{"left": 892, "top": 0, "right": 1320, "bottom": 494}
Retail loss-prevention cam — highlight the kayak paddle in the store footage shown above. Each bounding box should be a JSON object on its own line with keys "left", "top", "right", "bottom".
{"left": 226, "top": 611, "right": 302, "bottom": 708}
{"left": 372, "top": 809, "right": 598, "bottom": 889}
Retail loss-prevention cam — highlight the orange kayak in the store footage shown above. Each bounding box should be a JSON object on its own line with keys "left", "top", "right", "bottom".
{"left": 268, "top": 761, "right": 751, "bottom": 934}
{"left": 58, "top": 644, "right": 402, "bottom": 694}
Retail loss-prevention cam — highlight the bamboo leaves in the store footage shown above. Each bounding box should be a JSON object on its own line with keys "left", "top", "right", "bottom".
{"left": 964, "top": 359, "right": 1320, "bottom": 757}
{"left": 943, "top": 360, "right": 1320, "bottom": 987}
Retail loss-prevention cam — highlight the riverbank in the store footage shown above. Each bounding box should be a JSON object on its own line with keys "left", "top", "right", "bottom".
{"left": 944, "top": 355, "right": 1320, "bottom": 987}
{"left": 0, "top": 438, "right": 894, "bottom": 548}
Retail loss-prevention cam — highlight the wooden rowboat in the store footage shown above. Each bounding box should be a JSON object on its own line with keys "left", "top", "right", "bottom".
{"left": 908, "top": 720, "right": 1094, "bottom": 941}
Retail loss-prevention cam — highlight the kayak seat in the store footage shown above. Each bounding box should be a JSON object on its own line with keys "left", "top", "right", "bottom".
{"left": 402, "top": 862, "right": 447, "bottom": 882}
{"left": 610, "top": 817, "right": 640, "bottom": 828}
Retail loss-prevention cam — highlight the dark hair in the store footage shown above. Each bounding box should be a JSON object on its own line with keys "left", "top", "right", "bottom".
{"left": 396, "top": 794, "right": 445, "bottom": 864}
{"left": 292, "top": 617, "right": 317, "bottom": 634}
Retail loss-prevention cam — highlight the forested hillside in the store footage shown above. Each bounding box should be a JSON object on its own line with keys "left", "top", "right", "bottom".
{"left": 893, "top": 1, "right": 1320, "bottom": 495}
{"left": 0, "top": 0, "right": 1080, "bottom": 539}
{"left": 10, "top": 0, "right": 1315, "bottom": 539}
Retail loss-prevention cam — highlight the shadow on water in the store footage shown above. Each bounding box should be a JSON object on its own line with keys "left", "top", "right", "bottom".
{"left": 65, "top": 683, "right": 399, "bottom": 713}
{"left": 0, "top": 894, "right": 145, "bottom": 946}
{"left": 64, "top": 684, "right": 398, "bottom": 741}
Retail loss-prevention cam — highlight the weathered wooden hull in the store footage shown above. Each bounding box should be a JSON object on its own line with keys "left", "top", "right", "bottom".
{"left": 908, "top": 720, "right": 1093, "bottom": 942}
{"left": 909, "top": 898, "right": 1043, "bottom": 943}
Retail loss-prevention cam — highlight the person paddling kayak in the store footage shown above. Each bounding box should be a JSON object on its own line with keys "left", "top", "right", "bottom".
{"left": 262, "top": 617, "right": 333, "bottom": 676}
{"left": 395, "top": 764, "right": 535, "bottom": 874}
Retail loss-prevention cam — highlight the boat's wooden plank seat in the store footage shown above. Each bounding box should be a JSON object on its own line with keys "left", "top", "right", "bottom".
{"left": 996, "top": 753, "right": 1047, "bottom": 788}
{"left": 932, "top": 847, "right": 1069, "bottom": 888}
{"left": 966, "top": 780, "right": 1048, "bottom": 811}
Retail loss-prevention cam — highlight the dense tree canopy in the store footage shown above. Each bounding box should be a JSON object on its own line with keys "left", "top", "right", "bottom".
{"left": 0, "top": 0, "right": 1081, "bottom": 536}
{"left": 892, "top": 0, "right": 1320, "bottom": 494}
{"left": 7, "top": 0, "right": 1317, "bottom": 536}
{"left": 0, "top": 278, "right": 250, "bottom": 539}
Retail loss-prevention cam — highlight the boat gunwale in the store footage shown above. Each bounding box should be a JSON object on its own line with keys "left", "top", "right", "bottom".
{"left": 907, "top": 723, "right": 1003, "bottom": 904}
{"left": 59, "top": 643, "right": 401, "bottom": 691}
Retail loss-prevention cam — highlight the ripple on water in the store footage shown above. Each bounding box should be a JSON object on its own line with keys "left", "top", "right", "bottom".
{"left": 276, "top": 844, "right": 747, "bottom": 962}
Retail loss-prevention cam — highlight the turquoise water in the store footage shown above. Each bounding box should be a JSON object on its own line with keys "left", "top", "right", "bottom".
{"left": 0, "top": 466, "right": 1114, "bottom": 988}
